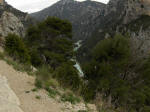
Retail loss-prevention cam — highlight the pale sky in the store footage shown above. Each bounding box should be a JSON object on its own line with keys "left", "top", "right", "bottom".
{"left": 5, "top": 0, "right": 109, "bottom": 13}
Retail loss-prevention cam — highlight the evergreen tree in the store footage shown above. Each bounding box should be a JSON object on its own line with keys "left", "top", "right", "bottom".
{"left": 82, "top": 34, "right": 150, "bottom": 111}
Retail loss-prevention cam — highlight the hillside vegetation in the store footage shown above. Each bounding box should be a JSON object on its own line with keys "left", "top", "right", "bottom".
{"left": 3, "top": 16, "right": 150, "bottom": 112}
{"left": 82, "top": 34, "right": 150, "bottom": 112}
{"left": 4, "top": 17, "right": 82, "bottom": 91}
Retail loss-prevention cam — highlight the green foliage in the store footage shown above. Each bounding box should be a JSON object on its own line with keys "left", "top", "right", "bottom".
{"left": 39, "top": 17, "right": 72, "bottom": 38}
{"left": 25, "top": 17, "right": 74, "bottom": 68}
{"left": 29, "top": 49, "right": 43, "bottom": 67}
{"left": 31, "top": 88, "right": 38, "bottom": 92}
{"left": 4, "top": 57, "right": 32, "bottom": 75}
{"left": 55, "top": 62, "right": 81, "bottom": 90}
{"left": 25, "top": 17, "right": 79, "bottom": 94}
{"left": 43, "top": 51, "right": 66, "bottom": 68}
{"left": 83, "top": 34, "right": 131, "bottom": 101}
{"left": 61, "top": 92, "right": 81, "bottom": 104}
{"left": 93, "top": 34, "right": 131, "bottom": 68}
{"left": 5, "top": 33, "right": 30, "bottom": 63}
{"left": 36, "top": 66, "right": 52, "bottom": 80}
{"left": 45, "top": 78, "right": 59, "bottom": 89}
{"left": 82, "top": 33, "right": 150, "bottom": 111}
{"left": 35, "top": 95, "right": 41, "bottom": 99}
{"left": 46, "top": 87, "right": 60, "bottom": 98}
{"left": 0, "top": 52, "right": 4, "bottom": 59}
{"left": 35, "top": 79, "right": 42, "bottom": 89}
{"left": 35, "top": 66, "right": 53, "bottom": 88}
{"left": 3, "top": 18, "right": 82, "bottom": 108}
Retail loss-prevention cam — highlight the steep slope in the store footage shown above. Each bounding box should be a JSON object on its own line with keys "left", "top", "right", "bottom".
{"left": 83, "top": 0, "right": 150, "bottom": 47}
{"left": 31, "top": 0, "right": 106, "bottom": 40}
{"left": 0, "top": 60, "right": 62, "bottom": 112}
{"left": 0, "top": 53, "right": 98, "bottom": 112}
{"left": 78, "top": 0, "right": 150, "bottom": 62}
{"left": 0, "top": 75, "right": 23, "bottom": 112}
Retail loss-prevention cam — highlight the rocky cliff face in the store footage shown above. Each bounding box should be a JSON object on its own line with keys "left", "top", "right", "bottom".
{"left": 30, "top": 0, "right": 150, "bottom": 61}
{"left": 0, "top": 1, "right": 34, "bottom": 39}
{"left": 78, "top": 0, "right": 150, "bottom": 62}
{"left": 0, "top": 11, "right": 24, "bottom": 38}
{"left": 31, "top": 0, "right": 106, "bottom": 40}
{"left": 105, "top": 0, "right": 150, "bottom": 24}
{"left": 30, "top": 0, "right": 150, "bottom": 41}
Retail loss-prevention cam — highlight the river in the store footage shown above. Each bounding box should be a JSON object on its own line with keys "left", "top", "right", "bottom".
{"left": 73, "top": 40, "right": 84, "bottom": 77}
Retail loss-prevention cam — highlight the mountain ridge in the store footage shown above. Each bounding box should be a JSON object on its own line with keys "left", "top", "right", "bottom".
{"left": 30, "top": 0, "right": 106, "bottom": 40}
{"left": 77, "top": 0, "right": 150, "bottom": 62}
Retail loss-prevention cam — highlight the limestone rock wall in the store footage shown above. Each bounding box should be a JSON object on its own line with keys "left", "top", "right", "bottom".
{"left": 105, "top": 0, "right": 150, "bottom": 24}
{"left": 0, "top": 11, "right": 24, "bottom": 38}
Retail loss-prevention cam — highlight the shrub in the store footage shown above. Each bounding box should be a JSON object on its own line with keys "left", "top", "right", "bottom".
{"left": 55, "top": 62, "right": 81, "bottom": 90}
{"left": 4, "top": 57, "right": 32, "bottom": 73}
{"left": 0, "top": 52, "right": 4, "bottom": 59}
{"left": 35, "top": 95, "right": 41, "bottom": 99}
{"left": 45, "top": 78, "right": 59, "bottom": 89}
{"left": 61, "top": 92, "right": 81, "bottom": 104}
{"left": 35, "top": 79, "right": 42, "bottom": 88}
{"left": 35, "top": 66, "right": 52, "bottom": 88}
{"left": 5, "top": 33, "right": 30, "bottom": 63}
{"left": 31, "top": 88, "right": 38, "bottom": 92}
{"left": 46, "top": 87, "right": 60, "bottom": 98}
{"left": 29, "top": 49, "right": 43, "bottom": 67}
{"left": 36, "top": 66, "right": 52, "bottom": 80}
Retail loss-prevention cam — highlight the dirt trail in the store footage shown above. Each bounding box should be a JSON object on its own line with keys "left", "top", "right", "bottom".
{"left": 0, "top": 75, "right": 23, "bottom": 112}
{"left": 0, "top": 60, "right": 62, "bottom": 112}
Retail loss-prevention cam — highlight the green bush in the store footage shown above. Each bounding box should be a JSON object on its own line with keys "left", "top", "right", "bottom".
{"left": 5, "top": 33, "right": 30, "bottom": 63}
{"left": 55, "top": 62, "right": 81, "bottom": 90}
{"left": 4, "top": 57, "right": 32, "bottom": 74}
{"left": 46, "top": 87, "right": 60, "bottom": 98}
{"left": 44, "top": 78, "right": 59, "bottom": 89}
{"left": 0, "top": 52, "right": 4, "bottom": 59}
{"left": 29, "top": 49, "right": 43, "bottom": 67}
{"left": 61, "top": 92, "right": 81, "bottom": 104}
{"left": 35, "top": 66, "right": 53, "bottom": 88}
{"left": 35, "top": 79, "right": 42, "bottom": 88}
{"left": 35, "top": 95, "right": 41, "bottom": 99}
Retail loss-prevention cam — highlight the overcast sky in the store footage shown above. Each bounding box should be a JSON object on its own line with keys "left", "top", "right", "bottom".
{"left": 5, "top": 0, "right": 109, "bottom": 13}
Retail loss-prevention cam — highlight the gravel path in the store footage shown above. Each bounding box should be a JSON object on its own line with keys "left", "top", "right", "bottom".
{"left": 0, "top": 75, "right": 23, "bottom": 112}
{"left": 0, "top": 60, "right": 62, "bottom": 112}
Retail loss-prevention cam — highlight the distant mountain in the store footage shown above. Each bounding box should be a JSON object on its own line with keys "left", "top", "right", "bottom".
{"left": 30, "top": 0, "right": 150, "bottom": 63}
{"left": 30, "top": 0, "right": 106, "bottom": 40}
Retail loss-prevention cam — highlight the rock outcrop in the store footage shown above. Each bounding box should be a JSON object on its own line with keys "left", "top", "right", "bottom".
{"left": 78, "top": 0, "right": 150, "bottom": 62}
{"left": 0, "top": 11, "right": 25, "bottom": 38}
{"left": 0, "top": 0, "right": 35, "bottom": 38}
